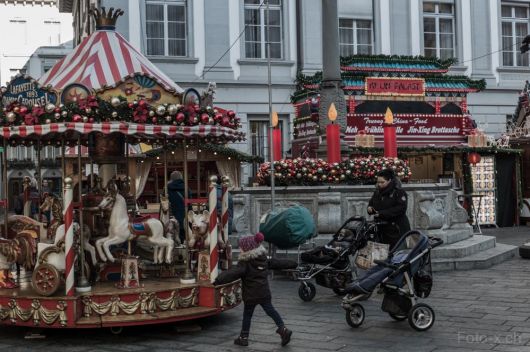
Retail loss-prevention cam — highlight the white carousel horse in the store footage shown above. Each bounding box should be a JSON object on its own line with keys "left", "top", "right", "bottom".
{"left": 95, "top": 187, "right": 173, "bottom": 264}
{"left": 187, "top": 210, "right": 223, "bottom": 250}
{"left": 52, "top": 222, "right": 97, "bottom": 265}
{"left": 159, "top": 195, "right": 181, "bottom": 246}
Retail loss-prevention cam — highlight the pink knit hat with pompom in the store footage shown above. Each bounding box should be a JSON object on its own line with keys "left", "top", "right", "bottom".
{"left": 238, "top": 232, "right": 265, "bottom": 252}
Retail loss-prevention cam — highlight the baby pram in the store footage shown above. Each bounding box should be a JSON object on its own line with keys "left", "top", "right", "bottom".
{"left": 341, "top": 230, "right": 443, "bottom": 331}
{"left": 293, "top": 216, "right": 385, "bottom": 301}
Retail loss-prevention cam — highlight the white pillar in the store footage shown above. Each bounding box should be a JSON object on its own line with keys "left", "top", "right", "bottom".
{"left": 128, "top": 0, "right": 142, "bottom": 50}
{"left": 410, "top": 0, "right": 421, "bottom": 55}
{"left": 379, "top": 0, "right": 391, "bottom": 54}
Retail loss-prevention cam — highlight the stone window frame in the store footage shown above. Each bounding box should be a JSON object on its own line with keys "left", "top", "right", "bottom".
{"left": 338, "top": 17, "right": 374, "bottom": 56}
{"left": 500, "top": 1, "right": 530, "bottom": 67}
{"left": 421, "top": 0, "right": 457, "bottom": 60}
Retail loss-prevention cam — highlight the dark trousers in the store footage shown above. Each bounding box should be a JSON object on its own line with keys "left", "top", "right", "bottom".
{"left": 241, "top": 300, "right": 284, "bottom": 336}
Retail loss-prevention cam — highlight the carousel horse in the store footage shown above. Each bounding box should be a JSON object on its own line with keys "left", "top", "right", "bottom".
{"left": 5, "top": 215, "right": 48, "bottom": 243}
{"left": 95, "top": 184, "right": 173, "bottom": 264}
{"left": 39, "top": 194, "right": 63, "bottom": 241}
{"left": 0, "top": 230, "right": 38, "bottom": 288}
{"left": 52, "top": 222, "right": 98, "bottom": 265}
{"left": 159, "top": 195, "right": 181, "bottom": 246}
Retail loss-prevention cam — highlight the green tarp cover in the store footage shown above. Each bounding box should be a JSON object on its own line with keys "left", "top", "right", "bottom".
{"left": 259, "top": 205, "right": 316, "bottom": 249}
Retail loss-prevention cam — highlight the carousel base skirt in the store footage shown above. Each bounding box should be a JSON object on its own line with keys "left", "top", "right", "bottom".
{"left": 0, "top": 277, "right": 241, "bottom": 328}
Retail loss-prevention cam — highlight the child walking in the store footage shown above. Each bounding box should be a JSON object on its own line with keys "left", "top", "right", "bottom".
{"left": 213, "top": 232, "right": 292, "bottom": 347}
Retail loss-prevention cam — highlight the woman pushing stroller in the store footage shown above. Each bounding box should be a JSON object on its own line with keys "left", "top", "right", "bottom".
{"left": 368, "top": 168, "right": 411, "bottom": 249}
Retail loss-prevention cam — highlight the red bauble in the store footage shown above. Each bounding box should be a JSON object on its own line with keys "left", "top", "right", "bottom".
{"left": 72, "top": 114, "right": 82, "bottom": 122}
{"left": 138, "top": 100, "right": 147, "bottom": 107}
{"left": 467, "top": 152, "right": 481, "bottom": 165}
{"left": 201, "top": 113, "right": 209, "bottom": 124}
{"left": 19, "top": 107, "right": 28, "bottom": 115}
{"left": 89, "top": 117, "right": 95, "bottom": 123}
{"left": 221, "top": 117, "right": 230, "bottom": 126}
{"left": 214, "top": 113, "right": 223, "bottom": 121}
{"left": 151, "top": 117, "right": 158, "bottom": 124}
{"left": 227, "top": 110, "right": 235, "bottom": 118}
{"left": 128, "top": 103, "right": 134, "bottom": 108}
{"left": 176, "top": 112, "right": 185, "bottom": 123}
{"left": 194, "top": 104, "right": 201, "bottom": 113}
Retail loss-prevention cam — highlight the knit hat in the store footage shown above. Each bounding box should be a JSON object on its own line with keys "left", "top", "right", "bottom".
{"left": 170, "top": 171, "right": 183, "bottom": 181}
{"left": 238, "top": 232, "right": 265, "bottom": 253}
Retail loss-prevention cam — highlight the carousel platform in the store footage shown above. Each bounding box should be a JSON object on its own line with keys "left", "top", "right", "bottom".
{"left": 0, "top": 275, "right": 241, "bottom": 329}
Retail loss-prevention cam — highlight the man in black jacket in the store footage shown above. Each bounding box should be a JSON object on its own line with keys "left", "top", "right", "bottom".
{"left": 167, "top": 171, "right": 192, "bottom": 244}
{"left": 367, "top": 169, "right": 411, "bottom": 249}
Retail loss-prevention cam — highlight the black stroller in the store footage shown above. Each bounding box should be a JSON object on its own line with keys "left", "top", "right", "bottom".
{"left": 293, "top": 216, "right": 386, "bottom": 301}
{"left": 341, "top": 230, "right": 443, "bottom": 331}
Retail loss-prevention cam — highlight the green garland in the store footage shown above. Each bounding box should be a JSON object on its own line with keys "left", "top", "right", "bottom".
{"left": 339, "top": 54, "right": 457, "bottom": 69}
{"left": 145, "top": 143, "right": 263, "bottom": 163}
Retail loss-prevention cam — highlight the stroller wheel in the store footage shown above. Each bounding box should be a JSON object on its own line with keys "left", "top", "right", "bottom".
{"left": 388, "top": 313, "right": 407, "bottom": 321}
{"left": 345, "top": 304, "right": 365, "bottom": 328}
{"left": 298, "top": 282, "right": 316, "bottom": 302}
{"left": 408, "top": 303, "right": 435, "bottom": 331}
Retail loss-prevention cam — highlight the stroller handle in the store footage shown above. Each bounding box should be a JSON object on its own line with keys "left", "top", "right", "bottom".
{"left": 373, "top": 259, "right": 398, "bottom": 270}
{"left": 429, "top": 236, "right": 444, "bottom": 249}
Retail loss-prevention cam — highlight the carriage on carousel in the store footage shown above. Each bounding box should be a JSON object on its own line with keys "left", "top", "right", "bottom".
{"left": 0, "top": 7, "right": 243, "bottom": 330}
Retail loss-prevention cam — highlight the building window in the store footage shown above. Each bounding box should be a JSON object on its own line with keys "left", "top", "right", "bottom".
{"left": 9, "top": 18, "right": 27, "bottom": 45}
{"left": 423, "top": 2, "right": 455, "bottom": 60}
{"left": 339, "top": 19, "right": 373, "bottom": 56}
{"left": 145, "top": 0, "right": 187, "bottom": 57}
{"left": 244, "top": 0, "right": 283, "bottom": 59}
{"left": 502, "top": 5, "right": 529, "bottom": 66}
{"left": 44, "top": 20, "right": 61, "bottom": 45}
{"left": 249, "top": 118, "right": 284, "bottom": 179}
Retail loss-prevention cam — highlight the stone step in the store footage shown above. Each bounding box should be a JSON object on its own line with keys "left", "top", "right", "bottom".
{"left": 432, "top": 243, "right": 517, "bottom": 272}
{"left": 431, "top": 235, "right": 496, "bottom": 259}
{"left": 428, "top": 228, "right": 473, "bottom": 245}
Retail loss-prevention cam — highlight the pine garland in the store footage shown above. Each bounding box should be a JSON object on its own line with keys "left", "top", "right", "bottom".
{"left": 339, "top": 54, "right": 457, "bottom": 69}
{"left": 145, "top": 142, "right": 263, "bottom": 163}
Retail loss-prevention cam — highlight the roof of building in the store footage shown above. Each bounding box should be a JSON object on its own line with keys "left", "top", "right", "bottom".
{"left": 340, "top": 55, "right": 455, "bottom": 74}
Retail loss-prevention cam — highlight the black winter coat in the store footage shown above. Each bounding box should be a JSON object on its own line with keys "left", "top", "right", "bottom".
{"left": 368, "top": 179, "right": 411, "bottom": 248}
{"left": 214, "top": 250, "right": 271, "bottom": 305}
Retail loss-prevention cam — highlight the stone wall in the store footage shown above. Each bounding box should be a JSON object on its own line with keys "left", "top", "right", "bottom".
{"left": 231, "top": 183, "right": 471, "bottom": 243}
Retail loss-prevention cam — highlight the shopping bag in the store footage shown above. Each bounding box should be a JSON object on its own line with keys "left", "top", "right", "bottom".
{"left": 354, "top": 241, "right": 389, "bottom": 270}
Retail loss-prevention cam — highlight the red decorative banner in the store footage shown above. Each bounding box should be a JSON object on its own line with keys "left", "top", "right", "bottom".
{"left": 365, "top": 77, "right": 425, "bottom": 96}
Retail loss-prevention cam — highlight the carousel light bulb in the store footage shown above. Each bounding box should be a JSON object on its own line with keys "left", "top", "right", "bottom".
{"left": 171, "top": 151, "right": 175, "bottom": 154}
{"left": 214, "top": 152, "right": 217, "bottom": 155}
{"left": 198, "top": 149, "right": 202, "bottom": 153}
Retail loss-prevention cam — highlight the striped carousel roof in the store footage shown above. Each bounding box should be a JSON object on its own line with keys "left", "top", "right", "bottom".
{"left": 38, "top": 30, "right": 184, "bottom": 94}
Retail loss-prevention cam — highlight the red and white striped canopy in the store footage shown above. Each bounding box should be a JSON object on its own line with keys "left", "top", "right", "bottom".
{"left": 1, "top": 122, "right": 245, "bottom": 145}
{"left": 65, "top": 144, "right": 140, "bottom": 156}
{"left": 38, "top": 30, "right": 184, "bottom": 94}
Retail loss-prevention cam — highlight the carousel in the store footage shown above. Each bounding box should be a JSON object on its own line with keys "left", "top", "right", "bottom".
{"left": 0, "top": 8, "right": 244, "bottom": 329}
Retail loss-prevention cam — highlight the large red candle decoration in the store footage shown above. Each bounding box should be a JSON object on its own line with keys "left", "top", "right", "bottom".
{"left": 326, "top": 103, "right": 341, "bottom": 163}
{"left": 272, "top": 128, "right": 282, "bottom": 161}
{"left": 383, "top": 107, "right": 398, "bottom": 158}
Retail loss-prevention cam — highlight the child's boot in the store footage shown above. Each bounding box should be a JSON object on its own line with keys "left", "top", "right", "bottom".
{"left": 234, "top": 333, "right": 249, "bottom": 346}
{"left": 276, "top": 326, "right": 292, "bottom": 346}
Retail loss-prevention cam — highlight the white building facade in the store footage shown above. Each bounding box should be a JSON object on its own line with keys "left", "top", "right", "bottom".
{"left": 56, "top": 0, "right": 530, "bottom": 185}
{"left": 0, "top": 0, "right": 73, "bottom": 85}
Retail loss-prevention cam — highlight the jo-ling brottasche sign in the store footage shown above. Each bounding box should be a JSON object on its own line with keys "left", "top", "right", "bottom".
{"left": 365, "top": 77, "right": 425, "bottom": 97}
{"left": 1, "top": 75, "right": 57, "bottom": 107}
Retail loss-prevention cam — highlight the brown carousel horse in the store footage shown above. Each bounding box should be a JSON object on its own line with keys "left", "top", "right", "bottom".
{"left": 0, "top": 230, "right": 38, "bottom": 288}
{"left": 39, "top": 193, "right": 63, "bottom": 241}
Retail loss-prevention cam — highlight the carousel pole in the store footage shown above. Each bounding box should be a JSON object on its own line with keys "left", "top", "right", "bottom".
{"left": 196, "top": 137, "right": 200, "bottom": 197}
{"left": 76, "top": 135, "right": 90, "bottom": 292}
{"left": 63, "top": 177, "right": 75, "bottom": 296}
{"left": 221, "top": 176, "right": 231, "bottom": 270}
{"left": 181, "top": 139, "right": 195, "bottom": 284}
{"left": 36, "top": 139, "right": 42, "bottom": 221}
{"left": 2, "top": 139, "right": 8, "bottom": 237}
{"left": 163, "top": 138, "right": 168, "bottom": 197}
{"left": 208, "top": 176, "right": 219, "bottom": 282}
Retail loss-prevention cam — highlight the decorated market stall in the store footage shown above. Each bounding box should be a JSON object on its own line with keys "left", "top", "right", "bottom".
{"left": 288, "top": 55, "right": 521, "bottom": 227}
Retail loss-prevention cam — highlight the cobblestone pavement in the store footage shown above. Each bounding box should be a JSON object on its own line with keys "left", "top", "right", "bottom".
{"left": 1, "top": 228, "right": 530, "bottom": 352}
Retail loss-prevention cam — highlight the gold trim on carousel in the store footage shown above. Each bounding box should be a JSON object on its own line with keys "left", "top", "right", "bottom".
{"left": 219, "top": 282, "right": 242, "bottom": 307}
{"left": 0, "top": 299, "right": 67, "bottom": 326}
{"left": 81, "top": 288, "right": 198, "bottom": 317}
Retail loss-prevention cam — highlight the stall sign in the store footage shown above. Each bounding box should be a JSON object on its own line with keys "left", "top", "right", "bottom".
{"left": 295, "top": 121, "right": 319, "bottom": 138}
{"left": 365, "top": 77, "right": 425, "bottom": 97}
{"left": 346, "top": 114, "right": 463, "bottom": 137}
{"left": 1, "top": 76, "right": 57, "bottom": 107}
